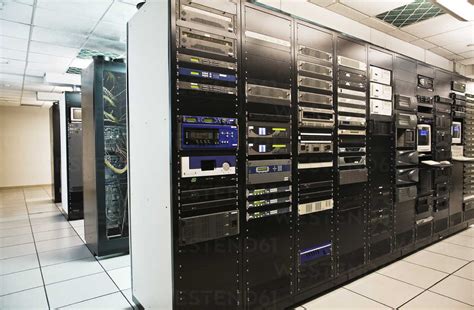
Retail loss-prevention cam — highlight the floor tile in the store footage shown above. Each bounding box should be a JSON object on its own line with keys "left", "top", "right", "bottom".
{"left": 454, "top": 262, "right": 474, "bottom": 281}
{"left": 426, "top": 242, "right": 474, "bottom": 261}
{"left": 443, "top": 234, "right": 474, "bottom": 249}
{"left": 30, "top": 215, "right": 67, "bottom": 226}
{"left": 26, "top": 200, "right": 53, "bottom": 206}
{"left": 429, "top": 275, "right": 474, "bottom": 305}
{"left": 0, "top": 234, "right": 33, "bottom": 248}
{"left": 108, "top": 266, "right": 131, "bottom": 290}
{"left": 42, "top": 257, "right": 103, "bottom": 285}
{"left": 30, "top": 210, "right": 66, "bottom": 224}
{"left": 98, "top": 254, "right": 130, "bottom": 271}
{"left": 404, "top": 250, "right": 467, "bottom": 273}
{"left": 31, "top": 221, "right": 72, "bottom": 233}
{"left": 34, "top": 227, "right": 78, "bottom": 242}
{"left": 0, "top": 209, "right": 28, "bottom": 217}
{"left": 0, "top": 204, "right": 26, "bottom": 210}
{"left": 0, "top": 215, "right": 29, "bottom": 223}
{"left": 377, "top": 260, "right": 448, "bottom": 289}
{"left": 35, "top": 235, "right": 84, "bottom": 253}
{"left": 400, "top": 290, "right": 471, "bottom": 309}
{"left": 0, "top": 254, "right": 39, "bottom": 276}
{"left": 0, "top": 226, "right": 31, "bottom": 238}
{"left": 27, "top": 205, "right": 58, "bottom": 214}
{"left": 0, "top": 287, "right": 48, "bottom": 310}
{"left": 73, "top": 227, "right": 84, "bottom": 236}
{"left": 0, "top": 219, "right": 31, "bottom": 230}
{"left": 0, "top": 268, "right": 43, "bottom": 296}
{"left": 38, "top": 245, "right": 93, "bottom": 267}
{"left": 46, "top": 272, "right": 119, "bottom": 309}
{"left": 69, "top": 219, "right": 84, "bottom": 228}
{"left": 303, "top": 287, "right": 390, "bottom": 309}
{"left": 0, "top": 243, "right": 36, "bottom": 260}
{"left": 345, "top": 273, "right": 424, "bottom": 308}
{"left": 459, "top": 228, "right": 474, "bottom": 238}
{"left": 60, "top": 292, "right": 131, "bottom": 309}
{"left": 121, "top": 288, "right": 135, "bottom": 307}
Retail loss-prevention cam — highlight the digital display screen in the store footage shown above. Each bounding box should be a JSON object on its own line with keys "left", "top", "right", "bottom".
{"left": 71, "top": 108, "right": 82, "bottom": 122}
{"left": 418, "top": 127, "right": 429, "bottom": 145}
{"left": 453, "top": 124, "right": 461, "bottom": 138}
{"left": 185, "top": 128, "right": 218, "bottom": 144}
{"left": 417, "top": 75, "right": 434, "bottom": 90}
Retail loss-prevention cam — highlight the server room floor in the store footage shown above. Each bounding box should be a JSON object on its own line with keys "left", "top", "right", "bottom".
{"left": 0, "top": 186, "right": 472, "bottom": 309}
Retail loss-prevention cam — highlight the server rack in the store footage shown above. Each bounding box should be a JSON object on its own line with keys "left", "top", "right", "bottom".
{"left": 50, "top": 102, "right": 62, "bottom": 203}
{"left": 334, "top": 36, "right": 368, "bottom": 274}
{"left": 414, "top": 64, "right": 435, "bottom": 240}
{"left": 242, "top": 5, "right": 294, "bottom": 308}
{"left": 464, "top": 93, "right": 474, "bottom": 220}
{"left": 367, "top": 47, "right": 394, "bottom": 261}
{"left": 294, "top": 21, "right": 334, "bottom": 294}
{"left": 128, "top": 2, "right": 473, "bottom": 309}
{"left": 82, "top": 57, "right": 129, "bottom": 256}
{"left": 64, "top": 92, "right": 84, "bottom": 220}
{"left": 175, "top": 1, "right": 241, "bottom": 308}
{"left": 393, "top": 56, "right": 417, "bottom": 249}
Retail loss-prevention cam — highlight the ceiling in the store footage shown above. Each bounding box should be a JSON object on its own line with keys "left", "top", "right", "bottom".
{"left": 0, "top": 0, "right": 140, "bottom": 108}
{"left": 308, "top": 0, "right": 474, "bottom": 64}
{"left": 1, "top": 0, "right": 472, "bottom": 108}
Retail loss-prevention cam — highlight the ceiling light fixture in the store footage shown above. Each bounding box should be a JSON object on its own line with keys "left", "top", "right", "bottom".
{"left": 70, "top": 58, "right": 93, "bottom": 69}
{"left": 434, "top": 0, "right": 474, "bottom": 21}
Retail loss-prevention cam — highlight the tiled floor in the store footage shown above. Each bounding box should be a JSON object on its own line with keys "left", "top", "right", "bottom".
{"left": 0, "top": 186, "right": 133, "bottom": 309}
{"left": 1, "top": 186, "right": 473, "bottom": 309}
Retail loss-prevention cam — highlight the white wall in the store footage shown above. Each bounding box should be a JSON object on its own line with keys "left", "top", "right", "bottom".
{"left": 0, "top": 106, "right": 52, "bottom": 187}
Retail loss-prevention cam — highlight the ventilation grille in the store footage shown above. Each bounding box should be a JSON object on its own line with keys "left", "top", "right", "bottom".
{"left": 376, "top": 0, "right": 445, "bottom": 28}
{"left": 77, "top": 48, "right": 120, "bottom": 59}
{"left": 66, "top": 67, "right": 82, "bottom": 75}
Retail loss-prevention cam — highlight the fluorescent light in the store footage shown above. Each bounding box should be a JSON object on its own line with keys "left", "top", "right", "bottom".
{"left": 36, "top": 92, "right": 62, "bottom": 101}
{"left": 435, "top": 0, "right": 474, "bottom": 21}
{"left": 70, "top": 58, "right": 93, "bottom": 69}
{"left": 44, "top": 73, "right": 81, "bottom": 86}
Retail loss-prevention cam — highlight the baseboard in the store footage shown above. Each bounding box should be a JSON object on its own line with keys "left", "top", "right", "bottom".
{"left": 0, "top": 184, "right": 52, "bottom": 190}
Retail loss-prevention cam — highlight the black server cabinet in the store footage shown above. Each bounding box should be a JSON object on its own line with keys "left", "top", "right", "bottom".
{"left": 82, "top": 58, "right": 129, "bottom": 256}
{"left": 294, "top": 21, "right": 334, "bottom": 293}
{"left": 367, "top": 47, "right": 394, "bottom": 261}
{"left": 242, "top": 5, "right": 294, "bottom": 308}
{"left": 393, "top": 56, "right": 417, "bottom": 248}
{"left": 430, "top": 70, "right": 454, "bottom": 232}
{"left": 465, "top": 93, "right": 474, "bottom": 220}
{"left": 50, "top": 102, "right": 61, "bottom": 203}
{"left": 173, "top": 0, "right": 241, "bottom": 308}
{"left": 449, "top": 77, "right": 467, "bottom": 226}
{"left": 65, "top": 92, "right": 84, "bottom": 220}
{"left": 414, "top": 64, "right": 434, "bottom": 241}
{"left": 335, "top": 36, "right": 368, "bottom": 274}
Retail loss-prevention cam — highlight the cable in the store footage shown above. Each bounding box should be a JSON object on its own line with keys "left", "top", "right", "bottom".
{"left": 105, "top": 159, "right": 128, "bottom": 174}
